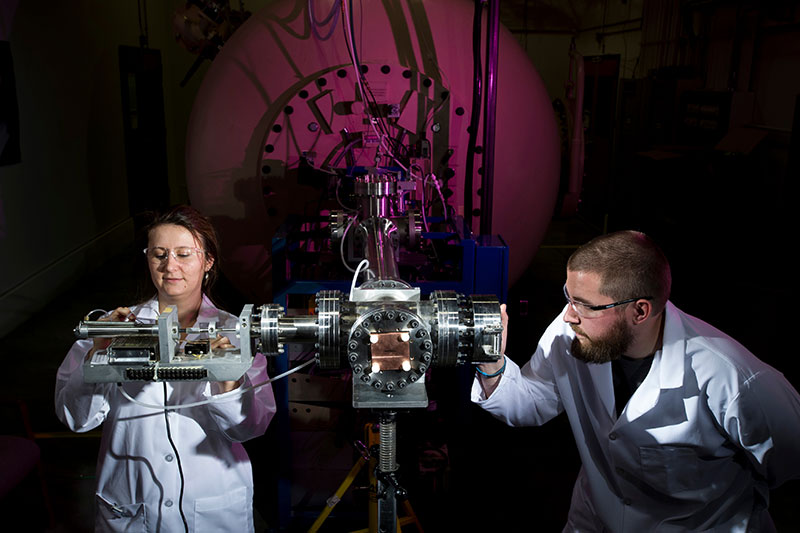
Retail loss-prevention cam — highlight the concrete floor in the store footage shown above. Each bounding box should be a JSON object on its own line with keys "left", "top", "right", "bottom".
{"left": 2, "top": 215, "right": 798, "bottom": 532}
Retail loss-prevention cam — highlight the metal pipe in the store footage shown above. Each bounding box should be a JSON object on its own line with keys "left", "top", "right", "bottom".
{"left": 360, "top": 218, "right": 401, "bottom": 281}
{"left": 75, "top": 322, "right": 158, "bottom": 338}
{"left": 480, "top": 0, "right": 499, "bottom": 236}
{"left": 277, "top": 315, "right": 319, "bottom": 342}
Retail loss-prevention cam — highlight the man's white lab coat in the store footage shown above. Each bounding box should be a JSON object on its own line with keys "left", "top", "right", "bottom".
{"left": 56, "top": 295, "right": 276, "bottom": 532}
{"left": 473, "top": 302, "right": 800, "bottom": 532}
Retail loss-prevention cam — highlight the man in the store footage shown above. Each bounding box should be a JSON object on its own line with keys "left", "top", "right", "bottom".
{"left": 472, "top": 230, "right": 800, "bottom": 532}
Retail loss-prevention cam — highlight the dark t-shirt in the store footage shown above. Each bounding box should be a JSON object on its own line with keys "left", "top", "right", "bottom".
{"left": 612, "top": 354, "right": 655, "bottom": 417}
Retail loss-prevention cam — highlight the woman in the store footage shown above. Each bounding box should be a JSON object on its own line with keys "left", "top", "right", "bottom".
{"left": 55, "top": 205, "right": 276, "bottom": 532}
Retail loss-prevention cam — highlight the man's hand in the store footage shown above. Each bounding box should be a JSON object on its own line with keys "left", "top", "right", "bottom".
{"left": 500, "top": 302, "right": 508, "bottom": 355}
{"left": 476, "top": 304, "right": 508, "bottom": 397}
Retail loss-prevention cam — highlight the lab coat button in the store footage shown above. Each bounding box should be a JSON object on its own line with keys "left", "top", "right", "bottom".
{"left": 621, "top": 498, "right": 632, "bottom": 506}
{"left": 608, "top": 432, "right": 617, "bottom": 440}
{"left": 165, "top": 454, "right": 174, "bottom": 462}
{"left": 165, "top": 499, "right": 173, "bottom": 508}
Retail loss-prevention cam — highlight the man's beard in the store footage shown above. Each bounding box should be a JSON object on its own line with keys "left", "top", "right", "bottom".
{"left": 570, "top": 318, "right": 633, "bottom": 364}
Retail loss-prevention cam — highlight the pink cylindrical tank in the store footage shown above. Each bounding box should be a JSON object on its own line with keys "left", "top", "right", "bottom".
{"left": 186, "top": 0, "right": 560, "bottom": 301}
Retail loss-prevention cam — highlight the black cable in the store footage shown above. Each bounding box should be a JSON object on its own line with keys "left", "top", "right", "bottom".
{"left": 341, "top": 0, "right": 391, "bottom": 145}
{"left": 464, "top": 0, "right": 485, "bottom": 228}
{"left": 163, "top": 382, "right": 189, "bottom": 532}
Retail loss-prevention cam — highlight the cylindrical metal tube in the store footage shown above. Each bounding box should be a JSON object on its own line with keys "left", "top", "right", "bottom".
{"left": 75, "top": 322, "right": 158, "bottom": 339}
{"left": 354, "top": 173, "right": 397, "bottom": 218}
{"left": 360, "top": 218, "right": 401, "bottom": 281}
{"left": 278, "top": 315, "right": 318, "bottom": 342}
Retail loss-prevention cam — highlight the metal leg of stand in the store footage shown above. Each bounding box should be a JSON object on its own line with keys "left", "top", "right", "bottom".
{"left": 308, "top": 456, "right": 368, "bottom": 533}
{"left": 399, "top": 500, "right": 424, "bottom": 532}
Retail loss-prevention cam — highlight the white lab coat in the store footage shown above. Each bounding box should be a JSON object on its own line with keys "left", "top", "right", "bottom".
{"left": 472, "top": 302, "right": 800, "bottom": 532}
{"left": 55, "top": 295, "right": 277, "bottom": 532}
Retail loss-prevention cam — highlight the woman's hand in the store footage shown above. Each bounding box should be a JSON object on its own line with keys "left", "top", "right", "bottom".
{"left": 209, "top": 334, "right": 234, "bottom": 351}
{"left": 210, "top": 335, "right": 240, "bottom": 393}
{"left": 85, "top": 307, "right": 135, "bottom": 361}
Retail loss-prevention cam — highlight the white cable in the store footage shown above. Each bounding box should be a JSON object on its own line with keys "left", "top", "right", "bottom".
{"left": 339, "top": 215, "right": 358, "bottom": 272}
{"left": 350, "top": 259, "right": 370, "bottom": 300}
{"left": 116, "top": 358, "right": 316, "bottom": 411}
{"left": 426, "top": 173, "right": 448, "bottom": 221}
{"left": 418, "top": 173, "right": 430, "bottom": 232}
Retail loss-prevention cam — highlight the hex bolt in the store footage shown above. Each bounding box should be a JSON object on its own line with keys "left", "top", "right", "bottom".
{"left": 349, "top": 352, "right": 358, "bottom": 362}
{"left": 419, "top": 364, "right": 427, "bottom": 373}
{"left": 397, "top": 380, "right": 407, "bottom": 389}
{"left": 353, "top": 365, "right": 362, "bottom": 374}
{"left": 409, "top": 374, "right": 418, "bottom": 382}
{"left": 386, "top": 383, "right": 395, "bottom": 391}
{"left": 348, "top": 340, "right": 359, "bottom": 350}
{"left": 361, "top": 374, "right": 371, "bottom": 382}
{"left": 422, "top": 353, "right": 431, "bottom": 362}
{"left": 422, "top": 340, "right": 432, "bottom": 350}
{"left": 373, "top": 381, "right": 383, "bottom": 389}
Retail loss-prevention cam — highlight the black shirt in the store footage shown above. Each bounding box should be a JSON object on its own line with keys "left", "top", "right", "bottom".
{"left": 611, "top": 354, "right": 655, "bottom": 417}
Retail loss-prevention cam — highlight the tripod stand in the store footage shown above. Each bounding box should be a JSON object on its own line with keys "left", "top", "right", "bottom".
{"left": 308, "top": 412, "right": 423, "bottom": 533}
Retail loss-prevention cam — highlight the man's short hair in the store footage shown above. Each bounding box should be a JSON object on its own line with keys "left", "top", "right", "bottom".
{"left": 567, "top": 230, "right": 672, "bottom": 314}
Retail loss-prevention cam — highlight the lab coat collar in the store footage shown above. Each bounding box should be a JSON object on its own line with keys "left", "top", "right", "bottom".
{"left": 656, "top": 301, "right": 685, "bottom": 389}
{"left": 624, "top": 301, "right": 684, "bottom": 420}
{"left": 587, "top": 359, "right": 615, "bottom": 420}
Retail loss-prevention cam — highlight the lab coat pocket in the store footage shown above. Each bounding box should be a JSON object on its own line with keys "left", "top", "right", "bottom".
{"left": 95, "top": 493, "right": 147, "bottom": 532}
{"left": 194, "top": 485, "right": 252, "bottom": 532}
{"left": 639, "top": 446, "right": 701, "bottom": 494}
